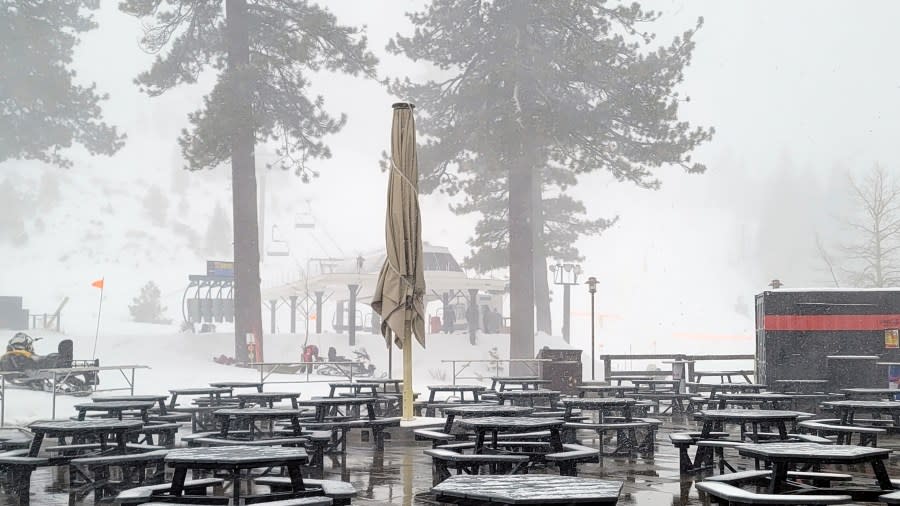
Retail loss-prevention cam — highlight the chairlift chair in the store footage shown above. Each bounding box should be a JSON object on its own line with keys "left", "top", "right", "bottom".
{"left": 295, "top": 211, "right": 315, "bottom": 229}
{"left": 267, "top": 224, "right": 290, "bottom": 257}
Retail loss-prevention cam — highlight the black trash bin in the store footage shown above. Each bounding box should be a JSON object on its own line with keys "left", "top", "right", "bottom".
{"left": 536, "top": 348, "right": 582, "bottom": 395}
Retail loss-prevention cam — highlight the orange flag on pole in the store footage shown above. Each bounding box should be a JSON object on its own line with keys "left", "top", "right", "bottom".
{"left": 91, "top": 279, "right": 104, "bottom": 289}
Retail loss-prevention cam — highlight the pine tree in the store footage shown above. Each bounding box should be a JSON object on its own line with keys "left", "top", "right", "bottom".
{"left": 389, "top": 1, "right": 713, "bottom": 358}
{"left": 129, "top": 281, "right": 170, "bottom": 323}
{"left": 143, "top": 184, "right": 169, "bottom": 227}
{"left": 205, "top": 202, "right": 233, "bottom": 258}
{"left": 1, "top": 1, "right": 124, "bottom": 167}
{"left": 121, "top": 0, "right": 377, "bottom": 360}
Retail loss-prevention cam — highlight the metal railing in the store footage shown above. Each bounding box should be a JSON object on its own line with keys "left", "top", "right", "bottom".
{"left": 249, "top": 361, "right": 367, "bottom": 386}
{"left": 440, "top": 359, "right": 551, "bottom": 385}
{"left": 25, "top": 364, "right": 150, "bottom": 420}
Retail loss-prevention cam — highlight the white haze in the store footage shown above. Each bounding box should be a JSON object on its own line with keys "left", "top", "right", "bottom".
{"left": 3, "top": 0, "right": 900, "bottom": 358}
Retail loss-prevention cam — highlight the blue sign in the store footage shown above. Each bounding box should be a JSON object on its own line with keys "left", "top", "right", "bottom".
{"left": 206, "top": 261, "right": 235, "bottom": 279}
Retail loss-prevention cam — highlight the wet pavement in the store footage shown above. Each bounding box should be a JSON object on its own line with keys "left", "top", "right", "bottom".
{"left": 10, "top": 415, "right": 900, "bottom": 505}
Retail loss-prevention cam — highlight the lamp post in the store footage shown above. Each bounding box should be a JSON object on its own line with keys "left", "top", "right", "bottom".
{"left": 586, "top": 276, "right": 598, "bottom": 381}
{"left": 549, "top": 263, "right": 582, "bottom": 343}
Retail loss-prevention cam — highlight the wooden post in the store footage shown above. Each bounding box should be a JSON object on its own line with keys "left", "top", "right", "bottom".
{"left": 402, "top": 321, "right": 414, "bottom": 421}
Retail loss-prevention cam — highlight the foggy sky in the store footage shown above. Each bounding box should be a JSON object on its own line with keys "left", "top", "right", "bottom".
{"left": 4, "top": 0, "right": 900, "bottom": 352}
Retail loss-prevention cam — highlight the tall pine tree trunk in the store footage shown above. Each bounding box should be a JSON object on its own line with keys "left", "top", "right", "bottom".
{"left": 226, "top": 0, "right": 262, "bottom": 362}
{"left": 508, "top": 162, "right": 535, "bottom": 371}
{"left": 532, "top": 168, "right": 552, "bottom": 335}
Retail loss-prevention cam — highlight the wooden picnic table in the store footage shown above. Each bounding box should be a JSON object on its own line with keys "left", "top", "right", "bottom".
{"left": 208, "top": 381, "right": 264, "bottom": 392}
{"left": 165, "top": 446, "right": 316, "bottom": 503}
{"left": 576, "top": 385, "right": 637, "bottom": 398}
{"left": 432, "top": 474, "right": 622, "bottom": 505}
{"left": 841, "top": 388, "right": 899, "bottom": 400}
{"left": 439, "top": 404, "right": 534, "bottom": 433}
{"left": 355, "top": 378, "right": 403, "bottom": 394}
{"left": 608, "top": 375, "right": 653, "bottom": 385}
{"left": 168, "top": 387, "right": 232, "bottom": 409}
{"left": 631, "top": 379, "right": 679, "bottom": 391}
{"left": 75, "top": 401, "right": 156, "bottom": 422}
{"left": 235, "top": 392, "right": 301, "bottom": 409}
{"left": 296, "top": 397, "right": 378, "bottom": 422}
{"left": 695, "top": 409, "right": 806, "bottom": 443}
{"left": 456, "top": 416, "right": 565, "bottom": 454}
{"left": 686, "top": 382, "right": 767, "bottom": 396}
{"left": 692, "top": 370, "right": 753, "bottom": 384}
{"left": 559, "top": 397, "right": 635, "bottom": 422}
{"left": 494, "top": 389, "right": 561, "bottom": 408}
{"left": 714, "top": 393, "right": 794, "bottom": 410}
{"left": 27, "top": 419, "right": 143, "bottom": 457}
{"left": 428, "top": 384, "right": 486, "bottom": 403}
{"left": 328, "top": 382, "right": 379, "bottom": 398}
{"left": 489, "top": 376, "right": 552, "bottom": 391}
{"left": 92, "top": 394, "right": 169, "bottom": 414}
{"left": 213, "top": 407, "right": 303, "bottom": 439}
{"left": 773, "top": 379, "right": 828, "bottom": 393}
{"left": 737, "top": 442, "right": 894, "bottom": 498}
{"left": 821, "top": 399, "right": 900, "bottom": 426}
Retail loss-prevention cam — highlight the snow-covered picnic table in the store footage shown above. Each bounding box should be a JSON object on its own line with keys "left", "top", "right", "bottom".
{"left": 92, "top": 394, "right": 170, "bottom": 414}
{"left": 489, "top": 376, "right": 552, "bottom": 391}
{"left": 235, "top": 391, "right": 301, "bottom": 409}
{"left": 28, "top": 419, "right": 143, "bottom": 456}
{"left": 213, "top": 407, "right": 303, "bottom": 438}
{"left": 74, "top": 400, "right": 156, "bottom": 422}
{"left": 164, "top": 446, "right": 314, "bottom": 503}
{"left": 440, "top": 404, "right": 534, "bottom": 433}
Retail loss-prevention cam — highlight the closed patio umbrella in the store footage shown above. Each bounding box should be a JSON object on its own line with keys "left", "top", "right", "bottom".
{"left": 371, "top": 102, "right": 425, "bottom": 421}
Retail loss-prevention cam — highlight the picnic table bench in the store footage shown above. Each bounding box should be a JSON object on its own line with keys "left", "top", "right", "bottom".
{"left": 93, "top": 395, "right": 170, "bottom": 415}
{"left": 208, "top": 381, "right": 264, "bottom": 392}
{"left": 697, "top": 481, "right": 853, "bottom": 505}
{"left": 457, "top": 416, "right": 565, "bottom": 454}
{"left": 235, "top": 391, "right": 301, "bottom": 409}
{"left": 75, "top": 401, "right": 156, "bottom": 422}
{"left": 489, "top": 376, "right": 552, "bottom": 391}
{"left": 715, "top": 393, "right": 795, "bottom": 410}
{"left": 168, "top": 387, "right": 232, "bottom": 409}
{"left": 841, "top": 388, "right": 899, "bottom": 400}
{"left": 631, "top": 379, "right": 680, "bottom": 391}
{"left": 328, "top": 382, "right": 379, "bottom": 398}
{"left": 214, "top": 407, "right": 303, "bottom": 439}
{"left": 798, "top": 419, "right": 886, "bottom": 446}
{"left": 821, "top": 399, "right": 900, "bottom": 427}
{"left": 494, "top": 389, "right": 560, "bottom": 408}
{"left": 432, "top": 474, "right": 622, "bottom": 504}
{"left": 438, "top": 404, "right": 533, "bottom": 434}
{"left": 355, "top": 378, "right": 403, "bottom": 394}
{"left": 774, "top": 379, "right": 828, "bottom": 393}
{"left": 576, "top": 384, "right": 637, "bottom": 398}
{"left": 692, "top": 370, "right": 754, "bottom": 384}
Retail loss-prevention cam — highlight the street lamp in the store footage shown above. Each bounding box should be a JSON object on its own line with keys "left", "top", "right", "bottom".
{"left": 549, "top": 263, "right": 582, "bottom": 343}
{"left": 586, "top": 276, "right": 598, "bottom": 381}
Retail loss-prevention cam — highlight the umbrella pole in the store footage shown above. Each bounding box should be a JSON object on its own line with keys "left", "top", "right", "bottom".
{"left": 388, "top": 342, "right": 393, "bottom": 379}
{"left": 402, "top": 323, "right": 414, "bottom": 421}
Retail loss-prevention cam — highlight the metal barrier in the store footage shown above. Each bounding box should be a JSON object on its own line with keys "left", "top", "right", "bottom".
{"left": 2, "top": 364, "right": 153, "bottom": 421}
{"left": 249, "top": 361, "right": 366, "bottom": 386}
{"left": 440, "top": 359, "right": 552, "bottom": 385}
{"left": 600, "top": 354, "right": 755, "bottom": 383}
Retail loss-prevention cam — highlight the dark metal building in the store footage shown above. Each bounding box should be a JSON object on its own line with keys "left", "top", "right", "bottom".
{"left": 756, "top": 289, "right": 900, "bottom": 389}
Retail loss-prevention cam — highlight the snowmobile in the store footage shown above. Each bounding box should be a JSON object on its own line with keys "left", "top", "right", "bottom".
{"left": 315, "top": 347, "right": 377, "bottom": 377}
{"left": 0, "top": 333, "right": 99, "bottom": 394}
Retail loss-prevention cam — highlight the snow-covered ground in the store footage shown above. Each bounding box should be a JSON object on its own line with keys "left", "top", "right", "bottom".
{"left": 0, "top": 314, "right": 755, "bottom": 426}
